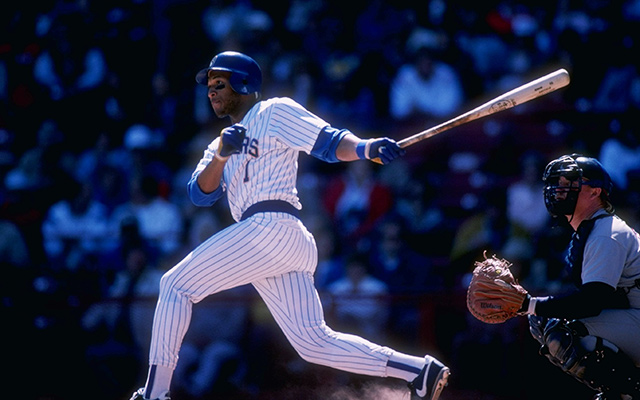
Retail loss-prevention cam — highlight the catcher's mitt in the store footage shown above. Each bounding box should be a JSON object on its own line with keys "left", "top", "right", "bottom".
{"left": 466, "top": 252, "right": 528, "bottom": 324}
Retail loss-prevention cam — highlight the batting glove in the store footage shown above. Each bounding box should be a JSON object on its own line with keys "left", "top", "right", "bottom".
{"left": 357, "top": 138, "right": 406, "bottom": 164}
{"left": 216, "top": 124, "right": 247, "bottom": 160}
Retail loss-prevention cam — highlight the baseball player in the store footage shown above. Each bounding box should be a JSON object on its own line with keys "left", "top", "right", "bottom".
{"left": 520, "top": 154, "right": 640, "bottom": 400}
{"left": 129, "top": 51, "right": 450, "bottom": 400}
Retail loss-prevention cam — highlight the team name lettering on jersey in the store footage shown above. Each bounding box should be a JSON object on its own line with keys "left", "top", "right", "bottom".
{"left": 242, "top": 137, "right": 259, "bottom": 157}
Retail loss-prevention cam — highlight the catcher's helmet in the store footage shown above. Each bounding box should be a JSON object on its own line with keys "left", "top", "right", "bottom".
{"left": 195, "top": 51, "right": 262, "bottom": 95}
{"left": 542, "top": 153, "right": 613, "bottom": 217}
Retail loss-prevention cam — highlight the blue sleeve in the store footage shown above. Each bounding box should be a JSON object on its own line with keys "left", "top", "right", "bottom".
{"left": 187, "top": 173, "right": 224, "bottom": 207}
{"left": 310, "top": 126, "right": 351, "bottom": 163}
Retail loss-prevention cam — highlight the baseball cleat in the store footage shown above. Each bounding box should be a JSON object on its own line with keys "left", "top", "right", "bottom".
{"left": 129, "top": 388, "right": 171, "bottom": 400}
{"left": 408, "top": 356, "right": 450, "bottom": 400}
{"left": 593, "top": 393, "right": 633, "bottom": 400}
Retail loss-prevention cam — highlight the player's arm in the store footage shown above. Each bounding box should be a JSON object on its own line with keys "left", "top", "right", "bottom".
{"left": 526, "top": 281, "right": 625, "bottom": 319}
{"left": 188, "top": 157, "right": 225, "bottom": 206}
{"left": 311, "top": 126, "right": 405, "bottom": 164}
{"left": 188, "top": 125, "right": 247, "bottom": 206}
{"left": 195, "top": 156, "right": 226, "bottom": 192}
{"left": 334, "top": 133, "right": 364, "bottom": 162}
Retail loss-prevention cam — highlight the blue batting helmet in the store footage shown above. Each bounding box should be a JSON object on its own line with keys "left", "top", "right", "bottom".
{"left": 195, "top": 51, "right": 262, "bottom": 95}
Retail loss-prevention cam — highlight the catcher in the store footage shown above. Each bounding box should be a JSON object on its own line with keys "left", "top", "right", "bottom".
{"left": 467, "top": 154, "right": 640, "bottom": 400}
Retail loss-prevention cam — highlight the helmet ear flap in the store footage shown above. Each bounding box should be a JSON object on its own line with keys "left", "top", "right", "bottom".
{"left": 228, "top": 72, "right": 255, "bottom": 95}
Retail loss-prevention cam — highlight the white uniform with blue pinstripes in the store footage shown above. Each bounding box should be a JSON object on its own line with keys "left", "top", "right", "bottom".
{"left": 148, "top": 97, "right": 393, "bottom": 375}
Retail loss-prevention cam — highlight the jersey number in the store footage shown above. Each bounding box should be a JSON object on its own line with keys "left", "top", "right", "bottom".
{"left": 244, "top": 160, "right": 250, "bottom": 182}
{"left": 241, "top": 138, "right": 258, "bottom": 182}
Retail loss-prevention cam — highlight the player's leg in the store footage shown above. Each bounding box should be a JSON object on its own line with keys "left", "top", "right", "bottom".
{"left": 252, "top": 271, "right": 449, "bottom": 399}
{"left": 136, "top": 217, "right": 302, "bottom": 399}
{"left": 580, "top": 309, "right": 640, "bottom": 366}
{"left": 580, "top": 311, "right": 640, "bottom": 398}
{"left": 534, "top": 317, "right": 640, "bottom": 398}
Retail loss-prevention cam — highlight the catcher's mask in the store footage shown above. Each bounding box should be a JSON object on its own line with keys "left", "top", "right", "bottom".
{"left": 195, "top": 51, "right": 262, "bottom": 95}
{"left": 542, "top": 153, "right": 613, "bottom": 218}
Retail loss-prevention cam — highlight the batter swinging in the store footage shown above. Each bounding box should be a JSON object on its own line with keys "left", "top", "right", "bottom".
{"left": 129, "top": 51, "right": 450, "bottom": 400}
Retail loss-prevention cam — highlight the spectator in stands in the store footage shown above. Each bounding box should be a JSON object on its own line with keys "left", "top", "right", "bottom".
{"left": 172, "top": 286, "right": 251, "bottom": 398}
{"left": 449, "top": 189, "right": 509, "bottom": 288}
{"left": 322, "top": 161, "right": 394, "bottom": 245}
{"left": 327, "top": 252, "right": 389, "bottom": 342}
{"left": 313, "top": 223, "right": 346, "bottom": 291}
{"left": 33, "top": 10, "right": 108, "bottom": 148}
{"left": 369, "top": 214, "right": 441, "bottom": 294}
{"left": 599, "top": 126, "right": 640, "bottom": 194}
{"left": 97, "top": 216, "right": 161, "bottom": 298}
{"left": 368, "top": 215, "right": 441, "bottom": 343}
{"left": 4, "top": 146, "right": 48, "bottom": 193}
{"left": 501, "top": 151, "right": 551, "bottom": 285}
{"left": 0, "top": 219, "right": 30, "bottom": 268}
{"left": 393, "top": 180, "right": 446, "bottom": 256}
{"left": 389, "top": 44, "right": 464, "bottom": 122}
{"left": 41, "top": 180, "right": 109, "bottom": 268}
{"left": 4, "top": 119, "right": 72, "bottom": 194}
{"left": 109, "top": 174, "right": 183, "bottom": 257}
{"left": 119, "top": 123, "right": 170, "bottom": 183}
{"left": 74, "top": 130, "right": 126, "bottom": 186}
{"left": 82, "top": 241, "right": 164, "bottom": 398}
{"left": 33, "top": 16, "right": 107, "bottom": 102}
{"left": 85, "top": 164, "right": 130, "bottom": 219}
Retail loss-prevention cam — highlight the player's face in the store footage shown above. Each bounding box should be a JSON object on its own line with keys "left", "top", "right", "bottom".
{"left": 207, "top": 72, "right": 242, "bottom": 119}
{"left": 554, "top": 176, "right": 581, "bottom": 200}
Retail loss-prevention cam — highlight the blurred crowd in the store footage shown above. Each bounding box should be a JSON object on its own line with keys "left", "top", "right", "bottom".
{"left": 2, "top": 1, "right": 640, "bottom": 399}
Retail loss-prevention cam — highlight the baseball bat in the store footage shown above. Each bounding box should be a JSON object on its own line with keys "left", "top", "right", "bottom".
{"left": 372, "top": 68, "right": 570, "bottom": 163}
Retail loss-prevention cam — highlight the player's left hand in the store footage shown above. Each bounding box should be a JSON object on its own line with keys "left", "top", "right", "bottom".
{"left": 367, "top": 138, "right": 405, "bottom": 164}
{"left": 217, "top": 124, "right": 247, "bottom": 160}
{"left": 466, "top": 251, "right": 529, "bottom": 324}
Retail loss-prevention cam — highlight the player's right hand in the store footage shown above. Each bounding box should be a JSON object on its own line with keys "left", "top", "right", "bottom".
{"left": 217, "top": 124, "right": 247, "bottom": 159}
{"left": 368, "top": 138, "right": 405, "bottom": 164}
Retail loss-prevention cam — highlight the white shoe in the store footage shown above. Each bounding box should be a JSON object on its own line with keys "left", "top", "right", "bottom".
{"left": 129, "top": 388, "right": 171, "bottom": 400}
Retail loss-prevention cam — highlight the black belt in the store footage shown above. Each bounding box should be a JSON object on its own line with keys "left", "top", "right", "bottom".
{"left": 240, "top": 200, "right": 300, "bottom": 221}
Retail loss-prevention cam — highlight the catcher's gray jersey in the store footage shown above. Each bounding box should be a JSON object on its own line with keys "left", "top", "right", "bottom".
{"left": 580, "top": 210, "right": 640, "bottom": 364}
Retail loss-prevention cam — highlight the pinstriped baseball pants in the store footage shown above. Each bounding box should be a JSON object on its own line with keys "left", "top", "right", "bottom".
{"left": 148, "top": 212, "right": 393, "bottom": 375}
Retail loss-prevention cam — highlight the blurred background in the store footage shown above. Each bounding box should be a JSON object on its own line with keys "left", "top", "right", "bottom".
{"left": 1, "top": 0, "right": 639, "bottom": 399}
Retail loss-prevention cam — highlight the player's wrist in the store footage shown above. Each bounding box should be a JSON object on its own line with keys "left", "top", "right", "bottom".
{"left": 356, "top": 140, "right": 372, "bottom": 160}
{"left": 215, "top": 152, "right": 230, "bottom": 162}
{"left": 527, "top": 297, "right": 537, "bottom": 315}
{"left": 517, "top": 295, "right": 545, "bottom": 316}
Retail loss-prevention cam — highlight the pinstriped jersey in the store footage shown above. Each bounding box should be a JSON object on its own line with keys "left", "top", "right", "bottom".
{"left": 193, "top": 97, "right": 329, "bottom": 222}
